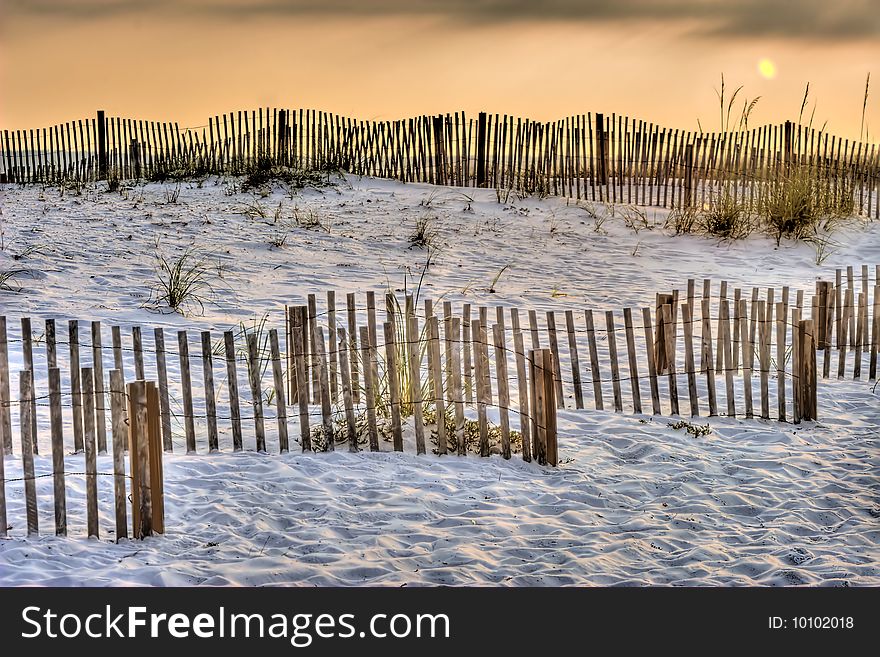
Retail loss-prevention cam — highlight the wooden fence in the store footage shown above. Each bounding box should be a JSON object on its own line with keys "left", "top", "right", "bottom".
{"left": 0, "top": 263, "right": 877, "bottom": 539}
{"left": 2, "top": 109, "right": 878, "bottom": 217}
{"left": 0, "top": 366, "right": 164, "bottom": 541}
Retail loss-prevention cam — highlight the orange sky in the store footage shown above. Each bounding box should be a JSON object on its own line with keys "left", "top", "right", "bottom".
{"left": 2, "top": 2, "right": 878, "bottom": 142}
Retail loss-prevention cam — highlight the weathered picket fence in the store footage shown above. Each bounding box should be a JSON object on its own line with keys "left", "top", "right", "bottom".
{"left": 2, "top": 110, "right": 878, "bottom": 218}
{"left": 0, "top": 263, "right": 877, "bottom": 540}
{"left": 0, "top": 365, "right": 163, "bottom": 541}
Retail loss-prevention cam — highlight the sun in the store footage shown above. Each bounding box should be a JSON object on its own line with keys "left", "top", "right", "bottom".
{"left": 758, "top": 58, "right": 777, "bottom": 80}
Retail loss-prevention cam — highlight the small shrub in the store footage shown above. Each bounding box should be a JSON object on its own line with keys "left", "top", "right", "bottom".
{"left": 701, "top": 184, "right": 753, "bottom": 239}
{"left": 667, "top": 420, "right": 711, "bottom": 437}
{"left": 423, "top": 406, "right": 524, "bottom": 456}
{"left": 409, "top": 214, "right": 437, "bottom": 249}
{"left": 621, "top": 205, "right": 650, "bottom": 234}
{"left": 0, "top": 268, "right": 25, "bottom": 292}
{"left": 759, "top": 166, "right": 855, "bottom": 246}
{"left": 241, "top": 156, "right": 328, "bottom": 192}
{"left": 269, "top": 230, "right": 288, "bottom": 248}
{"left": 239, "top": 199, "right": 267, "bottom": 220}
{"left": 293, "top": 208, "right": 329, "bottom": 232}
{"left": 150, "top": 247, "right": 213, "bottom": 315}
{"left": 666, "top": 203, "right": 699, "bottom": 235}
{"left": 106, "top": 172, "right": 121, "bottom": 193}
{"left": 164, "top": 183, "right": 181, "bottom": 204}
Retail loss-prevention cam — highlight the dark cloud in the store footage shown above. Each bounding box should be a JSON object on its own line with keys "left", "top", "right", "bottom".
{"left": 7, "top": 0, "right": 880, "bottom": 40}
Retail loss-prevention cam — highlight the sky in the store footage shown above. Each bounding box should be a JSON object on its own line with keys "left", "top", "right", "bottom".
{"left": 2, "top": 0, "right": 879, "bottom": 141}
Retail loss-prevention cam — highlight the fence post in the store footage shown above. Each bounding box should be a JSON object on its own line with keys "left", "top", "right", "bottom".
{"left": 594, "top": 113, "right": 607, "bottom": 188}
{"left": 97, "top": 109, "right": 108, "bottom": 179}
{"left": 476, "top": 112, "right": 488, "bottom": 187}
{"left": 127, "top": 379, "right": 164, "bottom": 538}
{"left": 797, "top": 319, "right": 818, "bottom": 421}
{"left": 131, "top": 139, "right": 141, "bottom": 179}
{"left": 277, "top": 110, "right": 288, "bottom": 165}
{"left": 528, "top": 349, "right": 558, "bottom": 466}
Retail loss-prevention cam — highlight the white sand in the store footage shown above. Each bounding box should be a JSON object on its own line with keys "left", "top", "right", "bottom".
{"left": 0, "top": 175, "right": 878, "bottom": 585}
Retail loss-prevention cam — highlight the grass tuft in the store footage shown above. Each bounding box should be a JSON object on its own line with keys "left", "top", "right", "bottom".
{"left": 150, "top": 247, "right": 214, "bottom": 315}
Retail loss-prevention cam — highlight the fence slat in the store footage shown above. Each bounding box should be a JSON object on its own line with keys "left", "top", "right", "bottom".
{"left": 565, "top": 310, "right": 584, "bottom": 409}
{"left": 473, "top": 318, "right": 490, "bottom": 456}
{"left": 513, "top": 330, "right": 532, "bottom": 461}
{"left": 246, "top": 333, "right": 266, "bottom": 452}
{"left": 48, "top": 367, "right": 67, "bottom": 535}
{"left": 661, "top": 304, "right": 679, "bottom": 415}
{"left": 406, "top": 311, "right": 426, "bottom": 454}
{"left": 641, "top": 308, "right": 661, "bottom": 415}
{"left": 346, "top": 293, "right": 359, "bottom": 405}
{"left": 359, "top": 326, "right": 379, "bottom": 452}
{"left": 19, "top": 369, "right": 39, "bottom": 535}
{"left": 758, "top": 301, "right": 771, "bottom": 419}
{"left": 91, "top": 321, "right": 108, "bottom": 454}
{"left": 450, "top": 318, "right": 466, "bottom": 456}
{"left": 292, "top": 321, "right": 311, "bottom": 451}
{"left": 82, "top": 367, "right": 99, "bottom": 538}
{"left": 223, "top": 331, "right": 243, "bottom": 451}
{"left": 430, "top": 317, "right": 448, "bottom": 455}
{"left": 154, "top": 328, "right": 173, "bottom": 452}
{"left": 585, "top": 310, "right": 604, "bottom": 411}
{"left": 546, "top": 311, "right": 564, "bottom": 407}
{"left": 178, "top": 331, "right": 197, "bottom": 453}
{"left": 700, "top": 299, "right": 717, "bottom": 416}
{"left": 462, "top": 304, "right": 473, "bottom": 404}
{"left": 338, "top": 327, "right": 359, "bottom": 452}
{"left": 682, "top": 303, "right": 699, "bottom": 417}
{"left": 383, "top": 322, "right": 404, "bottom": 452}
{"left": 269, "top": 328, "right": 289, "bottom": 453}
{"left": 201, "top": 331, "right": 219, "bottom": 452}
{"left": 69, "top": 320, "right": 84, "bottom": 453}
{"left": 605, "top": 310, "right": 623, "bottom": 412}
{"left": 622, "top": 308, "right": 642, "bottom": 414}
{"left": 492, "top": 323, "right": 511, "bottom": 459}
{"left": 109, "top": 369, "right": 128, "bottom": 540}
{"left": 0, "top": 316, "right": 12, "bottom": 456}
{"left": 739, "top": 299, "right": 754, "bottom": 419}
